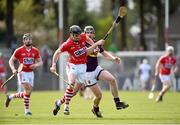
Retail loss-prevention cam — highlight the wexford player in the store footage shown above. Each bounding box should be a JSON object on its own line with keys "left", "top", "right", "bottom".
{"left": 73, "top": 26, "right": 129, "bottom": 118}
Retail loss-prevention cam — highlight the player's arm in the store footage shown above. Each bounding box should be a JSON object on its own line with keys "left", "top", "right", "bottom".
{"left": 86, "top": 39, "right": 105, "bottom": 55}
{"left": 101, "top": 51, "right": 120, "bottom": 64}
{"left": 174, "top": 63, "right": 178, "bottom": 74}
{"left": 36, "top": 57, "right": 43, "bottom": 67}
{"left": 155, "top": 57, "right": 161, "bottom": 76}
{"left": 29, "top": 49, "right": 43, "bottom": 69}
{"left": 50, "top": 48, "right": 62, "bottom": 73}
{"left": 9, "top": 52, "right": 17, "bottom": 74}
{"left": 30, "top": 57, "right": 43, "bottom": 70}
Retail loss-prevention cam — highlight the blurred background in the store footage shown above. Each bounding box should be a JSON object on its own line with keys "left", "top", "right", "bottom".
{"left": 0, "top": 0, "right": 180, "bottom": 92}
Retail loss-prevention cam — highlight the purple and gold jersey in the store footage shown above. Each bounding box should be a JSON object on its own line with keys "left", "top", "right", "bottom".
{"left": 86, "top": 40, "right": 104, "bottom": 72}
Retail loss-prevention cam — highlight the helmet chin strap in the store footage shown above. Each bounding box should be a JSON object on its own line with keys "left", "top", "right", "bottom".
{"left": 74, "top": 40, "right": 79, "bottom": 43}
{"left": 73, "top": 37, "right": 79, "bottom": 43}
{"left": 25, "top": 43, "right": 32, "bottom": 47}
{"left": 169, "top": 53, "right": 173, "bottom": 56}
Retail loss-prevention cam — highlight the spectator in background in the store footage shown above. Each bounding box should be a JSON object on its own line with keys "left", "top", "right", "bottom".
{"left": 10, "top": 38, "right": 17, "bottom": 54}
{"left": 138, "top": 59, "right": 151, "bottom": 90}
{"left": 42, "top": 49, "right": 49, "bottom": 72}
{"left": 0, "top": 52, "right": 7, "bottom": 94}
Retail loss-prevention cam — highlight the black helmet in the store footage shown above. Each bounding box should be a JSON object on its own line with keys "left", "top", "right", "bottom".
{"left": 84, "top": 25, "right": 95, "bottom": 33}
{"left": 69, "top": 25, "right": 82, "bottom": 34}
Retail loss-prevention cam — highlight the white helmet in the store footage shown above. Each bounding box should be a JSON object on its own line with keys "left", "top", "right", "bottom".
{"left": 166, "top": 46, "right": 174, "bottom": 52}
{"left": 84, "top": 25, "right": 95, "bottom": 33}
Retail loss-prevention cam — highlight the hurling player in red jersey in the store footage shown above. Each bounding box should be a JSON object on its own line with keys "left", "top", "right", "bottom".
{"left": 5, "top": 33, "right": 43, "bottom": 116}
{"left": 50, "top": 25, "right": 104, "bottom": 116}
{"left": 73, "top": 26, "right": 129, "bottom": 118}
{"left": 155, "top": 46, "right": 178, "bottom": 102}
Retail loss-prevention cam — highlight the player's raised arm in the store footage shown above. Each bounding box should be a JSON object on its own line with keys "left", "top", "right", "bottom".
{"left": 101, "top": 51, "right": 120, "bottom": 64}
{"left": 154, "top": 57, "right": 161, "bottom": 76}
{"left": 174, "top": 63, "right": 178, "bottom": 74}
{"left": 86, "top": 39, "right": 105, "bottom": 55}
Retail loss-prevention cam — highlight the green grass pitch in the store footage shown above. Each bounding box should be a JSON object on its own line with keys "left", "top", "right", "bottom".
{"left": 0, "top": 91, "right": 180, "bottom": 124}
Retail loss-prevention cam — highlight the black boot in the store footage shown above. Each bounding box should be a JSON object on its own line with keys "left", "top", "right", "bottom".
{"left": 114, "top": 97, "right": 129, "bottom": 110}
{"left": 91, "top": 106, "right": 103, "bottom": 118}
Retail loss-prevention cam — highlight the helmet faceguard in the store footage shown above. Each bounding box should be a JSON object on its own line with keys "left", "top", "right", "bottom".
{"left": 23, "top": 32, "right": 32, "bottom": 39}
{"left": 22, "top": 32, "right": 33, "bottom": 47}
{"left": 84, "top": 25, "right": 95, "bottom": 34}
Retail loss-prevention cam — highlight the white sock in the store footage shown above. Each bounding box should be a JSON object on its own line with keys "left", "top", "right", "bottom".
{"left": 64, "top": 104, "right": 69, "bottom": 110}
{"left": 25, "top": 109, "right": 30, "bottom": 113}
{"left": 57, "top": 100, "right": 61, "bottom": 106}
{"left": 9, "top": 94, "right": 13, "bottom": 99}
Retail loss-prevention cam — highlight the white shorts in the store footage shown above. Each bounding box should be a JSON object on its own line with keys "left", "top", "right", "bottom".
{"left": 17, "top": 71, "right": 34, "bottom": 87}
{"left": 159, "top": 74, "right": 171, "bottom": 83}
{"left": 84, "top": 66, "right": 104, "bottom": 86}
{"left": 66, "top": 63, "right": 87, "bottom": 84}
{"left": 0, "top": 73, "right": 6, "bottom": 79}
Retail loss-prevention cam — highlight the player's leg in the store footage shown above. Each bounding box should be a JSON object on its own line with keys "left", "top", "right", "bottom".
{"left": 98, "top": 70, "right": 129, "bottom": 109}
{"left": 20, "top": 71, "right": 34, "bottom": 116}
{"left": 53, "top": 63, "right": 76, "bottom": 115}
{"left": 140, "top": 79, "right": 147, "bottom": 90}
{"left": 63, "top": 85, "right": 74, "bottom": 115}
{"left": 53, "top": 84, "right": 74, "bottom": 116}
{"left": 89, "top": 84, "right": 103, "bottom": 118}
{"left": 98, "top": 70, "right": 118, "bottom": 97}
{"left": 72, "top": 83, "right": 82, "bottom": 96}
{"left": 5, "top": 72, "right": 25, "bottom": 107}
{"left": 63, "top": 63, "right": 87, "bottom": 115}
{"left": 22, "top": 83, "right": 33, "bottom": 116}
{"left": 156, "top": 80, "right": 170, "bottom": 102}
{"left": 5, "top": 91, "right": 24, "bottom": 107}
{"left": 83, "top": 87, "right": 94, "bottom": 99}
{"left": 90, "top": 84, "right": 102, "bottom": 107}
{"left": 156, "top": 75, "right": 171, "bottom": 102}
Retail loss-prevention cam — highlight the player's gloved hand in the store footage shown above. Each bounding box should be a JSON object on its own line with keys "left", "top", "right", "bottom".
{"left": 50, "top": 66, "right": 56, "bottom": 73}
{"left": 94, "top": 47, "right": 100, "bottom": 53}
{"left": 154, "top": 72, "right": 158, "bottom": 77}
{"left": 12, "top": 69, "right": 18, "bottom": 75}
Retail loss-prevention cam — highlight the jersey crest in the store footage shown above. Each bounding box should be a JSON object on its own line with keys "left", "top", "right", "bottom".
{"left": 74, "top": 47, "right": 86, "bottom": 57}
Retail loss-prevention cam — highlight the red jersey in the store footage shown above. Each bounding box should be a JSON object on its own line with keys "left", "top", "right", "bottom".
{"left": 13, "top": 46, "right": 41, "bottom": 72}
{"left": 60, "top": 33, "right": 87, "bottom": 64}
{"left": 0, "top": 58, "right": 6, "bottom": 73}
{"left": 159, "top": 55, "right": 176, "bottom": 75}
